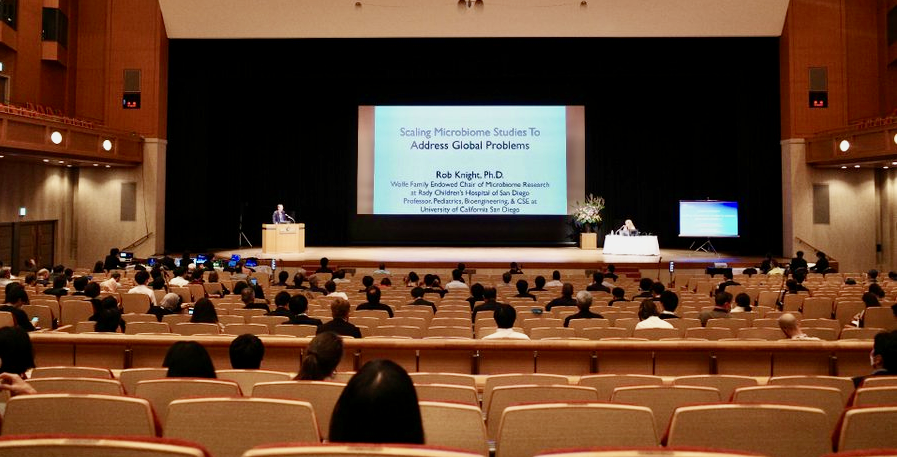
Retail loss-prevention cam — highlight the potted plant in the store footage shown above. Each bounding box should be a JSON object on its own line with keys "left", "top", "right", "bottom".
{"left": 571, "top": 194, "right": 605, "bottom": 233}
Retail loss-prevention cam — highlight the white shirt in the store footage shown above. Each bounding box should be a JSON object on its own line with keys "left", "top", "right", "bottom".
{"left": 635, "top": 316, "right": 675, "bottom": 330}
{"left": 100, "top": 277, "right": 120, "bottom": 292}
{"left": 169, "top": 276, "right": 189, "bottom": 287}
{"left": 482, "top": 328, "right": 530, "bottom": 340}
{"left": 445, "top": 280, "right": 469, "bottom": 291}
{"left": 545, "top": 280, "right": 563, "bottom": 287}
{"left": 128, "top": 284, "right": 157, "bottom": 306}
{"left": 327, "top": 292, "right": 348, "bottom": 300}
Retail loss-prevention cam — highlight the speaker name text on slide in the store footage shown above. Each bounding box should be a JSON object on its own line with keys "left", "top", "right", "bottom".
{"left": 372, "top": 106, "right": 568, "bottom": 215}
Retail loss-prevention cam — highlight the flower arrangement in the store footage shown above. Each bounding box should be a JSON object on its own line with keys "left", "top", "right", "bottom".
{"left": 571, "top": 194, "right": 605, "bottom": 232}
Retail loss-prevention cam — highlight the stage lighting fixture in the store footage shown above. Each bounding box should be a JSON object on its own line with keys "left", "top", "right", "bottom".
{"left": 50, "top": 131, "right": 63, "bottom": 144}
{"left": 838, "top": 140, "right": 850, "bottom": 152}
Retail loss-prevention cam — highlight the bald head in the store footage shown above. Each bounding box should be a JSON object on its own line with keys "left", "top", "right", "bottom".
{"left": 777, "top": 313, "right": 800, "bottom": 338}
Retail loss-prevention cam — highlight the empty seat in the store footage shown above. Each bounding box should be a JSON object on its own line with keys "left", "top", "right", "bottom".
{"left": 119, "top": 367, "right": 168, "bottom": 394}
{"left": 0, "top": 435, "right": 209, "bottom": 457}
{"left": 2, "top": 394, "right": 157, "bottom": 436}
{"left": 483, "top": 374, "right": 569, "bottom": 411}
{"left": 837, "top": 405, "right": 897, "bottom": 451}
{"left": 736, "top": 327, "right": 784, "bottom": 340}
{"left": 171, "top": 322, "right": 221, "bottom": 335}
{"left": 122, "top": 293, "right": 152, "bottom": 314}
{"left": 216, "top": 369, "right": 292, "bottom": 395}
{"left": 126, "top": 321, "right": 171, "bottom": 334}
{"left": 31, "top": 366, "right": 113, "bottom": 379}
{"left": 732, "top": 385, "right": 844, "bottom": 432}
{"left": 134, "top": 378, "right": 241, "bottom": 426}
{"left": 419, "top": 401, "right": 489, "bottom": 457}
{"left": 251, "top": 380, "right": 344, "bottom": 440}
{"left": 611, "top": 386, "right": 721, "bottom": 441}
{"left": 28, "top": 377, "right": 124, "bottom": 396}
{"left": 841, "top": 328, "right": 886, "bottom": 340}
{"left": 672, "top": 375, "right": 759, "bottom": 401}
{"left": 858, "top": 377, "right": 897, "bottom": 388}
{"left": 243, "top": 443, "right": 482, "bottom": 457}
{"left": 853, "top": 386, "right": 897, "bottom": 407}
{"left": 410, "top": 372, "right": 477, "bottom": 389}
{"left": 275, "top": 324, "right": 319, "bottom": 337}
{"left": 414, "top": 383, "right": 479, "bottom": 406}
{"left": 486, "top": 385, "right": 598, "bottom": 439}
{"left": 222, "top": 323, "right": 270, "bottom": 335}
{"left": 768, "top": 375, "right": 856, "bottom": 405}
{"left": 578, "top": 374, "right": 665, "bottom": 401}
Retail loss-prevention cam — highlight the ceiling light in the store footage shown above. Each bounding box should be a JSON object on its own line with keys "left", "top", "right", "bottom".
{"left": 42, "top": 159, "right": 49, "bottom": 163}
{"left": 885, "top": 166, "right": 890, "bottom": 169}
{"left": 50, "top": 131, "right": 63, "bottom": 145}
{"left": 839, "top": 140, "right": 850, "bottom": 152}
{"left": 102, "top": 139, "right": 112, "bottom": 151}
{"left": 0, "top": 155, "right": 4, "bottom": 158}
{"left": 66, "top": 164, "right": 72, "bottom": 168}
{"left": 854, "top": 165, "right": 861, "bottom": 168}
{"left": 57, "top": 160, "right": 64, "bottom": 164}
{"left": 841, "top": 166, "right": 847, "bottom": 169}
{"left": 93, "top": 163, "right": 99, "bottom": 166}
{"left": 105, "top": 165, "right": 111, "bottom": 168}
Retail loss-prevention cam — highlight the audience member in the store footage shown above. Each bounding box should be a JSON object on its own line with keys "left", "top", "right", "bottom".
{"left": 852, "top": 330, "right": 897, "bottom": 387}
{"left": 810, "top": 251, "right": 830, "bottom": 273}
{"left": 608, "top": 287, "right": 627, "bottom": 305}
{"left": 269, "top": 291, "right": 294, "bottom": 319}
{"left": 635, "top": 299, "right": 674, "bottom": 330}
{"left": 163, "top": 341, "right": 217, "bottom": 378}
{"left": 332, "top": 270, "right": 351, "bottom": 284}
{"left": 513, "top": 279, "right": 537, "bottom": 301}
{"left": 357, "top": 286, "right": 394, "bottom": 317}
{"left": 275, "top": 270, "right": 290, "bottom": 286}
{"left": 169, "top": 267, "right": 190, "bottom": 287}
{"left": 529, "top": 276, "right": 547, "bottom": 292}
{"left": 0, "top": 326, "right": 35, "bottom": 377}
{"left": 778, "top": 313, "right": 820, "bottom": 340}
{"left": 472, "top": 287, "right": 503, "bottom": 322}
{"left": 563, "top": 290, "right": 604, "bottom": 327}
{"left": 373, "top": 263, "right": 390, "bottom": 275}
{"left": 289, "top": 272, "right": 308, "bottom": 290}
{"left": 94, "top": 307, "right": 124, "bottom": 333}
{"left": 103, "top": 248, "right": 124, "bottom": 271}
{"left": 287, "top": 294, "right": 322, "bottom": 327}
{"left": 404, "top": 271, "right": 420, "bottom": 287}
{"left": 445, "top": 269, "right": 469, "bottom": 292}
{"left": 867, "top": 269, "right": 880, "bottom": 284}
{"left": 229, "top": 334, "right": 265, "bottom": 369}
{"left": 190, "top": 298, "right": 224, "bottom": 331}
{"left": 407, "top": 287, "right": 436, "bottom": 312}
{"left": 545, "top": 283, "right": 578, "bottom": 311}
{"left": 296, "top": 331, "right": 343, "bottom": 380}
{"left": 698, "top": 291, "right": 732, "bottom": 326}
{"left": 128, "top": 270, "right": 157, "bottom": 306}
{"left": 731, "top": 292, "right": 753, "bottom": 313}
{"left": 508, "top": 262, "right": 523, "bottom": 274}
{"left": 307, "top": 275, "right": 327, "bottom": 294}
{"left": 1, "top": 287, "right": 35, "bottom": 331}
{"left": 358, "top": 275, "right": 375, "bottom": 293}
{"left": 0, "top": 373, "right": 37, "bottom": 396}
{"left": 318, "top": 298, "right": 361, "bottom": 338}
{"left": 70, "top": 276, "right": 89, "bottom": 296}
{"left": 634, "top": 278, "right": 654, "bottom": 299}
{"left": 315, "top": 257, "right": 333, "bottom": 274}
{"left": 242, "top": 287, "right": 270, "bottom": 312}
{"left": 100, "top": 271, "right": 121, "bottom": 293}
{"left": 658, "top": 290, "right": 680, "bottom": 319}
{"left": 586, "top": 272, "right": 610, "bottom": 293}
{"left": 717, "top": 270, "right": 740, "bottom": 292}
{"left": 422, "top": 274, "right": 446, "bottom": 298}
{"left": 482, "top": 305, "right": 530, "bottom": 340}
{"left": 149, "top": 292, "right": 184, "bottom": 320}
{"left": 604, "top": 264, "right": 619, "bottom": 281}
{"left": 790, "top": 251, "right": 808, "bottom": 271}
{"left": 850, "top": 292, "right": 882, "bottom": 328}
{"left": 329, "top": 359, "right": 424, "bottom": 444}
{"left": 43, "top": 275, "right": 68, "bottom": 298}
{"left": 466, "top": 283, "right": 485, "bottom": 310}
{"left": 545, "top": 270, "right": 563, "bottom": 287}
{"left": 91, "top": 260, "right": 105, "bottom": 274}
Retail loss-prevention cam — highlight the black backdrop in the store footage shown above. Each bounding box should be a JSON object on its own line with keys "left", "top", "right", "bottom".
{"left": 166, "top": 38, "right": 782, "bottom": 255}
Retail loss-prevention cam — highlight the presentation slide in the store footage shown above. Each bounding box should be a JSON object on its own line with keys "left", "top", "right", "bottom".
{"left": 679, "top": 200, "right": 739, "bottom": 237}
{"left": 357, "top": 106, "right": 584, "bottom": 216}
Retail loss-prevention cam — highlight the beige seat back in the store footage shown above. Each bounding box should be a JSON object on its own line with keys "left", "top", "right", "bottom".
{"left": 243, "top": 444, "right": 482, "bottom": 457}
{"left": 122, "top": 293, "right": 152, "bottom": 314}
{"left": 837, "top": 405, "right": 897, "bottom": 451}
{"left": 222, "top": 323, "right": 270, "bottom": 335}
{"left": 251, "top": 380, "right": 344, "bottom": 440}
{"left": 578, "top": 374, "right": 664, "bottom": 401}
{"left": 0, "top": 436, "right": 208, "bottom": 457}
{"left": 672, "top": 375, "right": 759, "bottom": 401}
{"left": 611, "top": 386, "right": 721, "bottom": 441}
{"left": 126, "top": 321, "right": 171, "bottom": 334}
{"left": 216, "top": 369, "right": 292, "bottom": 395}
{"left": 419, "top": 401, "right": 488, "bottom": 457}
{"left": 134, "top": 378, "right": 241, "bottom": 426}
{"left": 859, "top": 376, "right": 897, "bottom": 388}
{"left": 486, "top": 385, "right": 598, "bottom": 439}
{"left": 768, "top": 375, "right": 855, "bottom": 405}
{"left": 165, "top": 397, "right": 320, "bottom": 457}
{"left": 409, "top": 372, "right": 477, "bottom": 389}
{"left": 171, "top": 322, "right": 221, "bottom": 335}
{"left": 483, "top": 374, "right": 569, "bottom": 410}
{"left": 119, "top": 367, "right": 168, "bottom": 394}
{"left": 31, "top": 366, "right": 112, "bottom": 378}
{"left": 28, "top": 377, "right": 124, "bottom": 396}
{"left": 2, "top": 394, "right": 157, "bottom": 436}
{"left": 732, "top": 385, "right": 844, "bottom": 432}
{"left": 414, "top": 383, "right": 479, "bottom": 406}
{"left": 495, "top": 403, "right": 657, "bottom": 457}
{"left": 274, "top": 324, "right": 318, "bottom": 337}
{"left": 853, "top": 386, "right": 897, "bottom": 407}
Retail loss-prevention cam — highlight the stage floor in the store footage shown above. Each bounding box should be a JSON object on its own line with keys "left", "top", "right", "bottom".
{"left": 214, "top": 245, "right": 762, "bottom": 269}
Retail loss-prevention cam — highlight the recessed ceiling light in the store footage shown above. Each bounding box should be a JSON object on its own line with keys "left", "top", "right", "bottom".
{"left": 105, "top": 165, "right": 111, "bottom": 168}
{"left": 93, "top": 163, "right": 99, "bottom": 166}
{"left": 839, "top": 140, "right": 851, "bottom": 152}
{"left": 42, "top": 159, "right": 49, "bottom": 163}
{"left": 0, "top": 155, "right": 4, "bottom": 158}
{"left": 66, "top": 164, "right": 71, "bottom": 168}
{"left": 841, "top": 166, "right": 847, "bottom": 169}
{"left": 885, "top": 166, "right": 890, "bottom": 169}
{"left": 50, "top": 131, "right": 63, "bottom": 145}
{"left": 57, "top": 160, "right": 64, "bottom": 164}
{"left": 854, "top": 165, "right": 861, "bottom": 168}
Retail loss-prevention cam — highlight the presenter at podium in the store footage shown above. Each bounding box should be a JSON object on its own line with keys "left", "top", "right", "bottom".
{"left": 272, "top": 204, "right": 294, "bottom": 224}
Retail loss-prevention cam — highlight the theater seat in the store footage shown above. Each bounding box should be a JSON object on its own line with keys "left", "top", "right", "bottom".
{"left": 251, "top": 380, "right": 344, "bottom": 441}
{"left": 2, "top": 394, "right": 158, "bottom": 437}
{"left": 837, "top": 406, "right": 897, "bottom": 451}
{"left": 420, "top": 401, "right": 489, "bottom": 457}
{"left": 243, "top": 443, "right": 482, "bottom": 457}
{"left": 0, "top": 435, "right": 210, "bottom": 457}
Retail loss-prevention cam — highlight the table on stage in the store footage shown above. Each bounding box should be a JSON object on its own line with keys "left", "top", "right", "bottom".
{"left": 603, "top": 234, "right": 660, "bottom": 256}
{"left": 262, "top": 223, "right": 305, "bottom": 254}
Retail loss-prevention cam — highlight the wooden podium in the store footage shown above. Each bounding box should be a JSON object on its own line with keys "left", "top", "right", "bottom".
{"left": 580, "top": 232, "right": 597, "bottom": 250}
{"left": 262, "top": 223, "right": 305, "bottom": 254}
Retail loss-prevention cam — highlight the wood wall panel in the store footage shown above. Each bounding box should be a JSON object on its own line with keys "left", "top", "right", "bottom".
{"left": 845, "top": 0, "right": 880, "bottom": 122}
{"left": 73, "top": 0, "right": 108, "bottom": 122}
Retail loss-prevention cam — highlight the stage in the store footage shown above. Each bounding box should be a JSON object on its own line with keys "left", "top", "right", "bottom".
{"left": 213, "top": 245, "right": 766, "bottom": 271}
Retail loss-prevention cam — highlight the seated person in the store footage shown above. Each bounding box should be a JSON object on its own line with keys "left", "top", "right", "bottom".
{"left": 633, "top": 278, "right": 654, "bottom": 299}
{"left": 731, "top": 292, "right": 753, "bottom": 313}
{"left": 496, "top": 272, "right": 514, "bottom": 291}
{"left": 148, "top": 292, "right": 185, "bottom": 321}
{"left": 190, "top": 298, "right": 225, "bottom": 331}
{"left": 163, "top": 341, "right": 217, "bottom": 378}
{"left": 658, "top": 291, "right": 680, "bottom": 319}
{"left": 318, "top": 298, "right": 361, "bottom": 338}
{"left": 296, "top": 332, "right": 343, "bottom": 380}
{"left": 849, "top": 292, "right": 882, "bottom": 328}
{"left": 466, "top": 283, "right": 485, "bottom": 310}
{"left": 545, "top": 270, "right": 563, "bottom": 287}
{"left": 70, "top": 276, "right": 90, "bottom": 296}
{"left": 809, "top": 251, "right": 830, "bottom": 273}
{"left": 332, "top": 270, "right": 351, "bottom": 284}
{"left": 586, "top": 272, "right": 610, "bottom": 293}
{"left": 407, "top": 287, "right": 437, "bottom": 312}
{"left": 307, "top": 275, "right": 327, "bottom": 294}
{"left": 422, "top": 274, "right": 446, "bottom": 298}
{"left": 778, "top": 313, "right": 820, "bottom": 340}
{"left": 241, "top": 287, "right": 270, "bottom": 312}
{"left": 529, "top": 276, "right": 547, "bottom": 292}
{"left": 373, "top": 263, "right": 391, "bottom": 275}
{"left": 324, "top": 280, "right": 348, "bottom": 300}
{"left": 508, "top": 262, "right": 523, "bottom": 275}
{"left": 43, "top": 275, "right": 68, "bottom": 298}
{"left": 482, "top": 305, "right": 530, "bottom": 340}
{"left": 445, "top": 269, "right": 469, "bottom": 292}
{"left": 604, "top": 264, "right": 619, "bottom": 281}
{"left": 100, "top": 271, "right": 122, "bottom": 293}
{"left": 472, "top": 287, "right": 503, "bottom": 322}
{"left": 608, "top": 287, "right": 627, "bottom": 306}
{"left": 229, "top": 333, "right": 265, "bottom": 369}
{"left": 289, "top": 272, "right": 308, "bottom": 290}
{"left": 545, "top": 283, "right": 577, "bottom": 311}
{"left": 619, "top": 219, "right": 638, "bottom": 236}
{"left": 269, "top": 291, "right": 295, "bottom": 319}
{"left": 288, "top": 294, "right": 323, "bottom": 327}
{"left": 356, "top": 286, "right": 394, "bottom": 317}
{"left": 1, "top": 286, "right": 36, "bottom": 332}
{"left": 315, "top": 257, "right": 334, "bottom": 274}
{"left": 513, "top": 279, "right": 537, "bottom": 301}
{"left": 275, "top": 270, "right": 290, "bottom": 287}
{"left": 698, "top": 291, "right": 732, "bottom": 326}
{"left": 329, "top": 359, "right": 424, "bottom": 444}
{"left": 564, "top": 291, "right": 604, "bottom": 327}
{"left": 635, "top": 299, "right": 674, "bottom": 330}
{"left": 358, "top": 275, "right": 375, "bottom": 293}
{"left": 852, "top": 329, "right": 897, "bottom": 387}
{"left": 717, "top": 270, "right": 740, "bottom": 292}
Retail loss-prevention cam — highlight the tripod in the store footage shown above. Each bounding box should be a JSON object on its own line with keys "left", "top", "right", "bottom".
{"left": 689, "top": 238, "right": 718, "bottom": 257}
{"left": 238, "top": 206, "right": 253, "bottom": 248}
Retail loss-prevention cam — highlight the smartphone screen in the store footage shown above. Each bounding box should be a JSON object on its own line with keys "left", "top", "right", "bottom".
{"left": 669, "top": 261, "right": 675, "bottom": 273}
{"left": 188, "top": 308, "right": 194, "bottom": 315}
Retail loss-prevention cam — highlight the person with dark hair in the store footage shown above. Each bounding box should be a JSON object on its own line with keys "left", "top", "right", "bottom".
{"left": 104, "top": 248, "right": 124, "bottom": 271}
{"left": 850, "top": 292, "right": 883, "bottom": 328}
{"left": 359, "top": 276, "right": 375, "bottom": 293}
{"left": 546, "top": 283, "right": 577, "bottom": 311}
{"left": 497, "top": 272, "right": 513, "bottom": 291}
{"left": 373, "top": 263, "right": 391, "bottom": 275}
{"left": 94, "top": 307, "right": 123, "bottom": 332}
{"left": 635, "top": 299, "right": 674, "bottom": 330}
{"left": 288, "top": 294, "right": 322, "bottom": 328}
{"left": 466, "top": 283, "right": 485, "bottom": 310}
{"left": 318, "top": 298, "right": 361, "bottom": 338}
{"left": 307, "top": 276, "right": 327, "bottom": 295}
{"left": 634, "top": 278, "right": 654, "bottom": 299}
{"left": 404, "top": 271, "right": 420, "bottom": 287}
{"left": 289, "top": 271, "right": 308, "bottom": 290}
{"left": 658, "top": 290, "right": 680, "bottom": 319}
{"left": 190, "top": 298, "right": 223, "bottom": 331}
{"left": 1, "top": 286, "right": 36, "bottom": 331}
{"left": 546, "top": 270, "right": 563, "bottom": 287}
{"left": 472, "top": 287, "right": 503, "bottom": 322}
{"left": 70, "top": 276, "right": 90, "bottom": 296}
{"left": 43, "top": 275, "right": 68, "bottom": 298}
{"left": 163, "top": 341, "right": 217, "bottom": 378}
{"left": 586, "top": 272, "right": 610, "bottom": 293}
{"left": 324, "top": 280, "right": 348, "bottom": 300}
{"left": 790, "top": 251, "right": 808, "bottom": 271}
{"left": 0, "top": 326, "right": 35, "bottom": 376}
{"left": 269, "top": 291, "right": 295, "bottom": 319}
{"left": 189, "top": 268, "right": 205, "bottom": 285}
{"left": 100, "top": 271, "right": 122, "bottom": 293}
{"left": 513, "top": 279, "right": 537, "bottom": 301}
{"left": 332, "top": 270, "right": 350, "bottom": 284}
{"left": 529, "top": 276, "right": 547, "bottom": 292}
{"left": 889, "top": 271, "right": 897, "bottom": 281}
{"left": 92, "top": 260, "right": 105, "bottom": 274}
{"left": 483, "top": 304, "right": 529, "bottom": 340}
{"left": 809, "top": 251, "right": 830, "bottom": 273}
{"left": 852, "top": 330, "right": 897, "bottom": 387}
{"left": 315, "top": 257, "right": 333, "bottom": 274}
{"left": 229, "top": 334, "right": 265, "bottom": 369}
{"left": 731, "top": 292, "right": 753, "bottom": 313}
{"left": 508, "top": 262, "right": 523, "bottom": 275}
{"left": 329, "top": 359, "right": 424, "bottom": 444}
{"left": 379, "top": 278, "right": 392, "bottom": 288}
{"left": 604, "top": 264, "right": 618, "bottom": 282}
{"left": 785, "top": 278, "right": 810, "bottom": 295}
{"left": 699, "top": 291, "right": 732, "bottom": 326}
{"left": 407, "top": 287, "right": 436, "bottom": 312}
{"left": 241, "top": 287, "right": 270, "bottom": 312}
{"left": 445, "top": 269, "right": 468, "bottom": 293}
{"left": 296, "top": 332, "right": 343, "bottom": 380}
{"left": 422, "top": 274, "right": 446, "bottom": 298}
{"left": 867, "top": 269, "right": 879, "bottom": 284}
{"left": 717, "top": 270, "right": 740, "bottom": 293}
{"left": 128, "top": 270, "right": 157, "bottom": 306}
{"left": 650, "top": 282, "right": 666, "bottom": 300}
{"left": 564, "top": 291, "right": 604, "bottom": 327}
{"left": 169, "top": 267, "right": 190, "bottom": 287}
{"left": 869, "top": 283, "right": 886, "bottom": 300}
{"left": 276, "top": 270, "right": 290, "bottom": 286}
{"left": 357, "top": 286, "right": 394, "bottom": 317}
{"left": 608, "top": 287, "right": 627, "bottom": 306}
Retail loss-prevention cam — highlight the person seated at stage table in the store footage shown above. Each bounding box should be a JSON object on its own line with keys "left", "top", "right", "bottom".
{"left": 269, "top": 291, "right": 295, "bottom": 319}
{"left": 699, "top": 291, "right": 732, "bottom": 326}
{"left": 241, "top": 287, "right": 270, "bottom": 312}
{"left": 635, "top": 299, "right": 674, "bottom": 330}
{"left": 472, "top": 287, "right": 504, "bottom": 322}
{"left": 324, "top": 280, "right": 348, "bottom": 300}
{"left": 529, "top": 276, "right": 547, "bottom": 292}
{"left": 358, "top": 275, "right": 375, "bottom": 293}
{"left": 296, "top": 332, "right": 343, "bottom": 380}
{"left": 545, "top": 270, "right": 563, "bottom": 288}
{"left": 564, "top": 291, "right": 604, "bottom": 327}
{"left": 759, "top": 253, "right": 777, "bottom": 275}
{"left": 422, "top": 274, "right": 446, "bottom": 298}
{"left": 790, "top": 250, "right": 808, "bottom": 272}
{"left": 404, "top": 271, "right": 420, "bottom": 287}
{"left": 373, "top": 263, "right": 391, "bottom": 275}
{"left": 289, "top": 272, "right": 308, "bottom": 290}
{"left": 275, "top": 270, "right": 290, "bottom": 287}
{"left": 467, "top": 283, "right": 485, "bottom": 310}
{"left": 482, "top": 305, "right": 530, "bottom": 340}
{"left": 731, "top": 292, "right": 753, "bottom": 313}
{"left": 633, "top": 278, "right": 654, "bottom": 299}
{"left": 445, "top": 269, "right": 469, "bottom": 292}
{"left": 717, "top": 270, "right": 740, "bottom": 293}
{"left": 288, "top": 294, "right": 322, "bottom": 328}
{"left": 508, "top": 262, "right": 523, "bottom": 275}
{"left": 407, "top": 287, "right": 437, "bottom": 312}
{"left": 546, "top": 283, "right": 578, "bottom": 311}
{"left": 229, "top": 334, "right": 265, "bottom": 369}
{"left": 659, "top": 291, "right": 679, "bottom": 319}
{"left": 513, "top": 279, "right": 537, "bottom": 301}
{"left": 315, "top": 257, "right": 334, "bottom": 275}
{"left": 318, "top": 298, "right": 362, "bottom": 338}
{"left": 852, "top": 329, "right": 897, "bottom": 387}
{"left": 618, "top": 219, "right": 638, "bottom": 236}
{"left": 307, "top": 275, "right": 327, "bottom": 294}
{"left": 104, "top": 247, "right": 125, "bottom": 271}
{"left": 608, "top": 287, "right": 628, "bottom": 306}
{"left": 357, "top": 286, "right": 394, "bottom": 317}
{"left": 809, "top": 250, "right": 830, "bottom": 273}
{"left": 778, "top": 313, "right": 820, "bottom": 341}
{"left": 586, "top": 272, "right": 610, "bottom": 293}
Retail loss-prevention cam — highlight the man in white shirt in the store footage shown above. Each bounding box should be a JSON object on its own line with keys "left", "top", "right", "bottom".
{"left": 324, "top": 280, "right": 348, "bottom": 300}
{"left": 445, "top": 269, "right": 469, "bottom": 292}
{"left": 127, "top": 270, "right": 157, "bottom": 307}
{"left": 482, "top": 304, "right": 530, "bottom": 340}
{"left": 372, "top": 263, "right": 391, "bottom": 275}
{"left": 634, "top": 299, "right": 674, "bottom": 330}
{"left": 100, "top": 272, "right": 121, "bottom": 293}
{"left": 168, "top": 267, "right": 190, "bottom": 287}
{"left": 545, "top": 270, "right": 563, "bottom": 288}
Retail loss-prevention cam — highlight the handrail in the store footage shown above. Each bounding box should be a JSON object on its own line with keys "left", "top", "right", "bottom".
{"left": 793, "top": 237, "right": 836, "bottom": 261}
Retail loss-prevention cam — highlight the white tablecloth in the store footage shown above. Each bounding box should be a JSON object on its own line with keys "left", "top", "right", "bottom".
{"left": 603, "top": 235, "right": 660, "bottom": 256}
